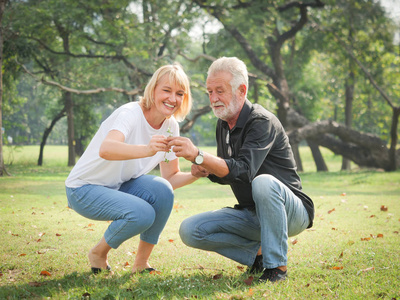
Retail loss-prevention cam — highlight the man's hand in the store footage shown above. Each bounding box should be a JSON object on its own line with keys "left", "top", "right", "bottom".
{"left": 167, "top": 136, "right": 198, "bottom": 162}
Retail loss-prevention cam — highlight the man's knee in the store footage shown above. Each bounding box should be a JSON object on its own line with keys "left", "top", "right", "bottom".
{"left": 252, "top": 174, "right": 278, "bottom": 196}
{"left": 179, "top": 217, "right": 198, "bottom": 247}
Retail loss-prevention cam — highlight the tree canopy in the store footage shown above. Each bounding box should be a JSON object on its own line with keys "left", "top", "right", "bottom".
{"left": 1, "top": 0, "right": 399, "bottom": 172}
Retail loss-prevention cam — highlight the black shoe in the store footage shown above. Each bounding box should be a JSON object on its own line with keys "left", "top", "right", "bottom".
{"left": 247, "top": 255, "right": 264, "bottom": 274}
{"left": 91, "top": 265, "right": 112, "bottom": 274}
{"left": 258, "top": 268, "right": 287, "bottom": 283}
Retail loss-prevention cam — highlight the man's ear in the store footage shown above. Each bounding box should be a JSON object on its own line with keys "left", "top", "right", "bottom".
{"left": 238, "top": 84, "right": 247, "bottom": 97}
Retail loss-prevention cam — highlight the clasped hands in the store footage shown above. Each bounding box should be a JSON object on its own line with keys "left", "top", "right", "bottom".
{"left": 165, "top": 136, "right": 209, "bottom": 178}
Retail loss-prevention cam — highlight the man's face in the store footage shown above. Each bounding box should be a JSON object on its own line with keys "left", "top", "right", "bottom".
{"left": 206, "top": 71, "right": 241, "bottom": 121}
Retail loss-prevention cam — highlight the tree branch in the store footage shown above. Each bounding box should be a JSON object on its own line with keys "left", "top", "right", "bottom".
{"left": 18, "top": 60, "right": 141, "bottom": 96}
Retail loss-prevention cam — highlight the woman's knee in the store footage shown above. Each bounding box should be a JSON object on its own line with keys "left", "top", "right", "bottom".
{"left": 152, "top": 177, "right": 174, "bottom": 208}
{"left": 126, "top": 202, "right": 156, "bottom": 230}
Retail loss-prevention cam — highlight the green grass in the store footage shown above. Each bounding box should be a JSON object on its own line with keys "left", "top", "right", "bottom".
{"left": 0, "top": 145, "right": 399, "bottom": 299}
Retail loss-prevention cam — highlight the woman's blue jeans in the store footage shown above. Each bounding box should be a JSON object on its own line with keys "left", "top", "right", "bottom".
{"left": 179, "top": 174, "right": 309, "bottom": 269}
{"left": 66, "top": 175, "right": 174, "bottom": 249}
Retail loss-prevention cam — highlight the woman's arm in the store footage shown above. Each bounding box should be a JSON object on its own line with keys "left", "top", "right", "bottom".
{"left": 99, "top": 130, "right": 169, "bottom": 160}
{"left": 160, "top": 158, "right": 202, "bottom": 190}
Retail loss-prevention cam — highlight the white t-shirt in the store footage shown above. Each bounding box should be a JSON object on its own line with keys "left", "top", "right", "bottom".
{"left": 65, "top": 102, "right": 179, "bottom": 190}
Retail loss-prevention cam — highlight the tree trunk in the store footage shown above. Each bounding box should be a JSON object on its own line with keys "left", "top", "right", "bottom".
{"left": 291, "top": 143, "right": 303, "bottom": 172}
{"left": 65, "top": 91, "right": 75, "bottom": 166}
{"left": 388, "top": 107, "right": 400, "bottom": 171}
{"left": 38, "top": 108, "right": 66, "bottom": 166}
{"left": 341, "top": 72, "right": 354, "bottom": 170}
{"left": 0, "top": 0, "right": 9, "bottom": 176}
{"left": 307, "top": 139, "right": 328, "bottom": 172}
{"left": 341, "top": 24, "right": 355, "bottom": 171}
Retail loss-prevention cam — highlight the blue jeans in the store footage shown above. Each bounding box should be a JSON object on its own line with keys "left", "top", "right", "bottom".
{"left": 66, "top": 175, "right": 174, "bottom": 249}
{"left": 179, "top": 174, "right": 309, "bottom": 269}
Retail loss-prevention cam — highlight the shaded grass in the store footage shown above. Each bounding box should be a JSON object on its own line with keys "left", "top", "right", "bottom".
{"left": 0, "top": 146, "right": 399, "bottom": 299}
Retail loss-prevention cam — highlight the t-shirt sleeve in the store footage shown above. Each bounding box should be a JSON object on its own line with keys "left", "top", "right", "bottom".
{"left": 108, "top": 109, "right": 136, "bottom": 141}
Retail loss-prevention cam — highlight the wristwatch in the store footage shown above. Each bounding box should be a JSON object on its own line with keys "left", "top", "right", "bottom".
{"left": 193, "top": 148, "right": 204, "bottom": 165}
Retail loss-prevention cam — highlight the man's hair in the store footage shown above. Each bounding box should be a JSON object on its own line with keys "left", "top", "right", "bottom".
{"left": 140, "top": 64, "right": 192, "bottom": 122}
{"left": 207, "top": 57, "right": 248, "bottom": 95}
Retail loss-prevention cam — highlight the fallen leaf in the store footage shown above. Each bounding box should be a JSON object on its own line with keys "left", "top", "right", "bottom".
{"left": 332, "top": 228, "right": 337, "bottom": 230}
{"left": 29, "top": 281, "right": 45, "bottom": 287}
{"left": 149, "top": 270, "right": 161, "bottom": 275}
{"left": 357, "top": 267, "right": 375, "bottom": 275}
{"left": 377, "top": 233, "right": 384, "bottom": 238}
{"left": 338, "top": 252, "right": 343, "bottom": 258}
{"left": 361, "top": 267, "right": 375, "bottom": 272}
{"left": 369, "top": 215, "right": 376, "bottom": 218}
{"left": 380, "top": 205, "right": 388, "bottom": 212}
{"left": 168, "top": 239, "right": 174, "bottom": 243}
{"left": 213, "top": 273, "right": 223, "bottom": 280}
{"left": 244, "top": 276, "right": 254, "bottom": 286}
{"left": 340, "top": 193, "right": 346, "bottom": 196}
{"left": 56, "top": 233, "right": 61, "bottom": 237}
{"left": 291, "top": 238, "right": 298, "bottom": 245}
{"left": 328, "top": 208, "right": 335, "bottom": 214}
{"left": 330, "top": 266, "right": 343, "bottom": 270}
{"left": 237, "top": 266, "right": 245, "bottom": 271}
{"left": 82, "top": 292, "right": 91, "bottom": 298}
{"left": 18, "top": 253, "right": 27, "bottom": 257}
{"left": 40, "top": 270, "right": 51, "bottom": 276}
{"left": 248, "top": 288, "right": 254, "bottom": 296}
{"left": 38, "top": 232, "right": 45, "bottom": 237}
{"left": 361, "top": 237, "right": 371, "bottom": 241}
{"left": 124, "top": 262, "right": 130, "bottom": 267}
{"left": 88, "top": 223, "right": 95, "bottom": 227}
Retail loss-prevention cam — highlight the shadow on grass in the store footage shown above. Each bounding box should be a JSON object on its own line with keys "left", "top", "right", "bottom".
{"left": 0, "top": 270, "right": 255, "bottom": 299}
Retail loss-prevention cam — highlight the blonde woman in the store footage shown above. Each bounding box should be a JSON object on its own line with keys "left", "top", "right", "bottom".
{"left": 65, "top": 64, "right": 199, "bottom": 274}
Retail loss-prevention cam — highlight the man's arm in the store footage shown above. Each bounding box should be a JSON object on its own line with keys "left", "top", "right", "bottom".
{"left": 167, "top": 136, "right": 230, "bottom": 178}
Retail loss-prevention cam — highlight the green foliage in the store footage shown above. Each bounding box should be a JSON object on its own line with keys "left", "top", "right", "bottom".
{"left": 1, "top": 0, "right": 398, "bottom": 160}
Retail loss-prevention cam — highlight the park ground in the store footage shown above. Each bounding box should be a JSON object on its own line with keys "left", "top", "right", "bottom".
{"left": 0, "top": 146, "right": 399, "bottom": 299}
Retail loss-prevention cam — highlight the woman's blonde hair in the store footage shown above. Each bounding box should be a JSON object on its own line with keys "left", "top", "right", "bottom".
{"left": 140, "top": 64, "right": 192, "bottom": 122}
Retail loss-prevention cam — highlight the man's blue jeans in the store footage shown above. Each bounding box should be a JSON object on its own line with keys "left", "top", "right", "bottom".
{"left": 66, "top": 175, "right": 174, "bottom": 249}
{"left": 179, "top": 174, "right": 309, "bottom": 269}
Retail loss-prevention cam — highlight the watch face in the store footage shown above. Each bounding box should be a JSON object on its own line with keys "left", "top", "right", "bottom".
{"left": 195, "top": 155, "right": 204, "bottom": 164}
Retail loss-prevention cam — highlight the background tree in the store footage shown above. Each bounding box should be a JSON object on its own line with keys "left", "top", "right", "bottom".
{"left": 192, "top": 0, "right": 399, "bottom": 171}
{"left": 1, "top": 0, "right": 399, "bottom": 171}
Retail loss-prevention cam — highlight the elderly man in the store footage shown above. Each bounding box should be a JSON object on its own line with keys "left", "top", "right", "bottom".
{"left": 167, "top": 57, "right": 314, "bottom": 282}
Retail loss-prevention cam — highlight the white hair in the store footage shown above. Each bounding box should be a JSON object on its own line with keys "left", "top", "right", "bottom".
{"left": 207, "top": 57, "right": 248, "bottom": 96}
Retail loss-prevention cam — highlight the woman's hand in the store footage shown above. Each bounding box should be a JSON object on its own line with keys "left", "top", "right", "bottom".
{"left": 191, "top": 164, "right": 209, "bottom": 177}
{"left": 148, "top": 135, "right": 169, "bottom": 156}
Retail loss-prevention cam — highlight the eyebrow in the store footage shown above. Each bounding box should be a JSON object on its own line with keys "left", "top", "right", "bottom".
{"left": 162, "top": 85, "right": 185, "bottom": 93}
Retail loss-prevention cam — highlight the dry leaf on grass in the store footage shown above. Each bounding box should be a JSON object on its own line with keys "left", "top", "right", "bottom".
{"left": 212, "top": 273, "right": 223, "bottom": 280}
{"left": 244, "top": 276, "right": 254, "bottom": 286}
{"left": 40, "top": 270, "right": 51, "bottom": 276}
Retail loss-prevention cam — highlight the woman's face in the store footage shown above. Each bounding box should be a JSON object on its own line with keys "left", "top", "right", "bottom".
{"left": 153, "top": 74, "right": 185, "bottom": 118}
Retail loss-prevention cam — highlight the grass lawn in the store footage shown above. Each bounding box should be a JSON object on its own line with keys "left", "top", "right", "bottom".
{"left": 0, "top": 145, "right": 399, "bottom": 299}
